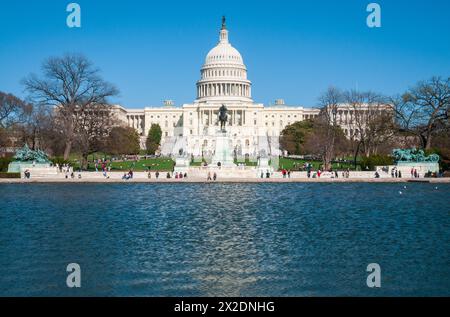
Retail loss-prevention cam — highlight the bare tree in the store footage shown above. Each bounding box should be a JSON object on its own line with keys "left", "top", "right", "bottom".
{"left": 303, "top": 122, "right": 349, "bottom": 169}
{"left": 17, "top": 103, "right": 55, "bottom": 150}
{"left": 392, "top": 76, "right": 450, "bottom": 149}
{"left": 73, "top": 104, "right": 116, "bottom": 169}
{"left": 343, "top": 90, "right": 395, "bottom": 161}
{"left": 23, "top": 54, "right": 118, "bottom": 159}
{"left": 0, "top": 91, "right": 30, "bottom": 129}
{"left": 0, "top": 92, "right": 31, "bottom": 151}
{"left": 317, "top": 87, "right": 343, "bottom": 170}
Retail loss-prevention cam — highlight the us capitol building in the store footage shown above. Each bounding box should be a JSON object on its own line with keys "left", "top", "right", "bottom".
{"left": 113, "top": 18, "right": 323, "bottom": 158}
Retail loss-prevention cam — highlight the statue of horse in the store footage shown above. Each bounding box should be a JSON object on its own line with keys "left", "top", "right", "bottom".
{"left": 393, "top": 148, "right": 412, "bottom": 162}
{"left": 426, "top": 154, "right": 440, "bottom": 162}
{"left": 13, "top": 144, "right": 50, "bottom": 163}
{"left": 393, "top": 148, "right": 440, "bottom": 163}
{"left": 218, "top": 104, "right": 228, "bottom": 131}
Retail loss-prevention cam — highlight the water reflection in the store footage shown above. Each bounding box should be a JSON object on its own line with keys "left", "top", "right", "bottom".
{"left": 0, "top": 183, "right": 449, "bottom": 296}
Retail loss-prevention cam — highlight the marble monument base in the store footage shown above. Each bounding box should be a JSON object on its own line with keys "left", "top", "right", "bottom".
{"left": 8, "top": 161, "right": 51, "bottom": 173}
{"left": 174, "top": 157, "right": 191, "bottom": 173}
{"left": 211, "top": 130, "right": 235, "bottom": 167}
{"left": 396, "top": 161, "right": 439, "bottom": 173}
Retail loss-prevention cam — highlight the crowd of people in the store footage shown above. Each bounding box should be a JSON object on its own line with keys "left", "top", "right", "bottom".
{"left": 20, "top": 155, "right": 441, "bottom": 181}
{"left": 391, "top": 167, "right": 403, "bottom": 178}
{"left": 120, "top": 170, "right": 190, "bottom": 180}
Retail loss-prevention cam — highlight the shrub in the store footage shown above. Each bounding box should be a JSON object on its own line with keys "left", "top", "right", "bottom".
{"left": 360, "top": 155, "right": 394, "bottom": 171}
{"left": 51, "top": 156, "right": 70, "bottom": 166}
{"left": 0, "top": 172, "right": 20, "bottom": 178}
{"left": 0, "top": 157, "right": 12, "bottom": 172}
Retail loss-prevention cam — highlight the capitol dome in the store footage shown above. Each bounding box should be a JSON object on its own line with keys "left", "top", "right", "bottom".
{"left": 205, "top": 44, "right": 244, "bottom": 66}
{"left": 196, "top": 17, "right": 252, "bottom": 103}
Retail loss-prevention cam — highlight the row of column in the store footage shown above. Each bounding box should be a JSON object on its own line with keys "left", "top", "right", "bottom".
{"left": 336, "top": 111, "right": 356, "bottom": 125}
{"left": 200, "top": 109, "right": 246, "bottom": 126}
{"left": 197, "top": 83, "right": 250, "bottom": 98}
{"left": 127, "top": 115, "right": 144, "bottom": 134}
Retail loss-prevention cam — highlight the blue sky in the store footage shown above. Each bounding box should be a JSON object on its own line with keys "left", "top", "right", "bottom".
{"left": 0, "top": 0, "right": 449, "bottom": 108}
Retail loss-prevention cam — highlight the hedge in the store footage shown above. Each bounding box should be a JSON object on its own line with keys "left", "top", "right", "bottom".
{"left": 0, "top": 172, "right": 21, "bottom": 178}
{"left": 0, "top": 157, "right": 12, "bottom": 172}
{"left": 360, "top": 155, "right": 394, "bottom": 171}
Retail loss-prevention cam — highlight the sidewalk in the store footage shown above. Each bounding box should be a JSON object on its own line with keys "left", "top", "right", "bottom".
{"left": 1, "top": 177, "right": 449, "bottom": 184}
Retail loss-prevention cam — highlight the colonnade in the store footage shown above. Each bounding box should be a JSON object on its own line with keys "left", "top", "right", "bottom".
{"left": 197, "top": 83, "right": 251, "bottom": 98}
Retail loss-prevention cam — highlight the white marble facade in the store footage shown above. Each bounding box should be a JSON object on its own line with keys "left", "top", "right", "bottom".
{"left": 113, "top": 18, "right": 322, "bottom": 157}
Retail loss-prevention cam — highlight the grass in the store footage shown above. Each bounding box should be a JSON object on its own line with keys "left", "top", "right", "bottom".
{"left": 108, "top": 158, "right": 175, "bottom": 171}
{"left": 71, "top": 157, "right": 175, "bottom": 171}
{"left": 278, "top": 157, "right": 359, "bottom": 171}
{"left": 64, "top": 152, "right": 359, "bottom": 172}
{"left": 188, "top": 157, "right": 358, "bottom": 170}
{"left": 190, "top": 158, "right": 258, "bottom": 167}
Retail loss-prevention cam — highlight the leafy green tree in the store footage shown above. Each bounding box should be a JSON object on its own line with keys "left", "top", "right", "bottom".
{"left": 146, "top": 124, "right": 162, "bottom": 155}
{"left": 106, "top": 126, "right": 140, "bottom": 155}
{"left": 280, "top": 120, "right": 314, "bottom": 155}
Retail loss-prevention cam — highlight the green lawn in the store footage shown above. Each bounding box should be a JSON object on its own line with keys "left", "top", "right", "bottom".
{"left": 190, "top": 158, "right": 258, "bottom": 167}
{"left": 189, "top": 157, "right": 358, "bottom": 170}
{"left": 70, "top": 157, "right": 175, "bottom": 171}
{"left": 108, "top": 158, "right": 175, "bottom": 171}
{"left": 65, "top": 153, "right": 358, "bottom": 172}
{"left": 278, "top": 157, "right": 358, "bottom": 171}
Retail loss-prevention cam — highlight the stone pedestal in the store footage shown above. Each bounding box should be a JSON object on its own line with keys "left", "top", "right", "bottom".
{"left": 396, "top": 161, "right": 439, "bottom": 173}
{"left": 174, "top": 157, "right": 190, "bottom": 173}
{"left": 8, "top": 161, "right": 58, "bottom": 178}
{"left": 8, "top": 161, "right": 51, "bottom": 173}
{"left": 376, "top": 162, "right": 440, "bottom": 178}
{"left": 257, "top": 156, "right": 272, "bottom": 176}
{"left": 211, "top": 130, "right": 235, "bottom": 167}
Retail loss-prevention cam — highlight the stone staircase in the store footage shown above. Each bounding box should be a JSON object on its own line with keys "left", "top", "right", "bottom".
{"left": 160, "top": 136, "right": 176, "bottom": 156}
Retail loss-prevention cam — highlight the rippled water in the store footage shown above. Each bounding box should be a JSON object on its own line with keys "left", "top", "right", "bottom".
{"left": 0, "top": 183, "right": 449, "bottom": 296}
